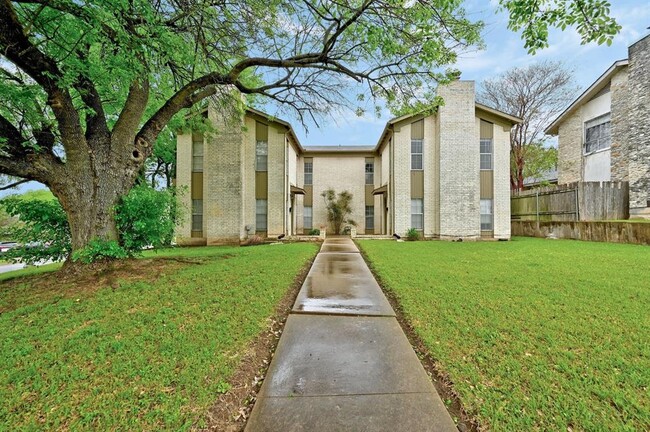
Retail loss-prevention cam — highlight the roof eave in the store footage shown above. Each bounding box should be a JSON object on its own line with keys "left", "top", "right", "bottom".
{"left": 245, "top": 107, "right": 305, "bottom": 153}
{"left": 475, "top": 103, "right": 522, "bottom": 125}
{"left": 544, "top": 59, "right": 629, "bottom": 135}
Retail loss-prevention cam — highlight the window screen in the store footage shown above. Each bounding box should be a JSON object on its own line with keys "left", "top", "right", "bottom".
{"left": 191, "top": 199, "right": 203, "bottom": 231}
{"left": 584, "top": 114, "right": 611, "bottom": 154}
{"left": 256, "top": 141, "right": 268, "bottom": 171}
{"left": 256, "top": 199, "right": 267, "bottom": 231}
{"left": 365, "top": 162, "right": 374, "bottom": 185}
{"left": 192, "top": 139, "right": 203, "bottom": 172}
{"left": 365, "top": 206, "right": 374, "bottom": 231}
{"left": 411, "top": 199, "right": 423, "bottom": 230}
{"left": 304, "top": 206, "right": 312, "bottom": 230}
{"left": 480, "top": 199, "right": 493, "bottom": 231}
{"left": 304, "top": 161, "right": 313, "bottom": 185}
{"left": 480, "top": 138, "right": 493, "bottom": 170}
{"left": 411, "top": 139, "right": 423, "bottom": 170}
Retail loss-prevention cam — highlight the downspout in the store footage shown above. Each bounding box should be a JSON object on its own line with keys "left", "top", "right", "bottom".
{"left": 284, "top": 133, "right": 288, "bottom": 236}
{"left": 390, "top": 128, "right": 395, "bottom": 235}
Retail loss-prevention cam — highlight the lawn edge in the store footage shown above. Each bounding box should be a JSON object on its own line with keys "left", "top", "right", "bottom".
{"left": 196, "top": 247, "right": 318, "bottom": 431}
{"left": 356, "top": 241, "right": 481, "bottom": 432}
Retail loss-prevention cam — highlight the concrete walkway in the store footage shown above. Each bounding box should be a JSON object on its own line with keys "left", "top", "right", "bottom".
{"left": 245, "top": 237, "right": 456, "bottom": 432}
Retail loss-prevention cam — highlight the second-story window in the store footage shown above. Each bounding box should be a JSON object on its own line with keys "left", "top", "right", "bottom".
{"left": 304, "top": 161, "right": 313, "bottom": 185}
{"left": 480, "top": 138, "right": 493, "bottom": 170}
{"left": 256, "top": 140, "right": 268, "bottom": 171}
{"left": 411, "top": 139, "right": 423, "bottom": 170}
{"left": 192, "top": 136, "right": 203, "bottom": 172}
{"left": 365, "top": 161, "right": 374, "bottom": 184}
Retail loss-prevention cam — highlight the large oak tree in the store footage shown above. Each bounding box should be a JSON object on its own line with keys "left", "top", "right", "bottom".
{"left": 0, "top": 0, "right": 619, "bottom": 256}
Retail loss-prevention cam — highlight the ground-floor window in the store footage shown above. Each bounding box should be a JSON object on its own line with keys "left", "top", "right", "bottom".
{"left": 304, "top": 206, "right": 312, "bottom": 230}
{"left": 365, "top": 205, "right": 374, "bottom": 231}
{"left": 411, "top": 199, "right": 423, "bottom": 230}
{"left": 480, "top": 199, "right": 493, "bottom": 231}
{"left": 256, "top": 199, "right": 267, "bottom": 232}
{"left": 192, "top": 199, "right": 203, "bottom": 232}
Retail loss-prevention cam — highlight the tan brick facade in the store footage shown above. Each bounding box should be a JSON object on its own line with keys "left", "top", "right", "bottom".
{"left": 176, "top": 84, "right": 518, "bottom": 243}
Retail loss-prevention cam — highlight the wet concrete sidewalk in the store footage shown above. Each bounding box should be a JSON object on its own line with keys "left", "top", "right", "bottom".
{"left": 245, "top": 237, "right": 456, "bottom": 432}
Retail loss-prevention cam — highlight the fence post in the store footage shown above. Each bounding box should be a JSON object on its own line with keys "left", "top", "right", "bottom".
{"left": 575, "top": 186, "right": 580, "bottom": 221}
{"left": 536, "top": 190, "right": 540, "bottom": 230}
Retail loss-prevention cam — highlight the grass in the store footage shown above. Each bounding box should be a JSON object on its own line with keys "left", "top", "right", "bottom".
{"left": 606, "top": 219, "right": 650, "bottom": 223}
{"left": 0, "top": 243, "right": 318, "bottom": 431}
{"left": 359, "top": 237, "right": 650, "bottom": 431}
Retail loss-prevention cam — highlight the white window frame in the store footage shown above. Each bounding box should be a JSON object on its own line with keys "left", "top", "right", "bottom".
{"left": 192, "top": 139, "right": 204, "bottom": 172}
{"left": 256, "top": 199, "right": 267, "bottom": 232}
{"left": 365, "top": 162, "right": 374, "bottom": 185}
{"left": 411, "top": 139, "right": 423, "bottom": 170}
{"left": 256, "top": 140, "right": 268, "bottom": 171}
{"left": 480, "top": 199, "right": 493, "bottom": 231}
{"left": 365, "top": 205, "right": 374, "bottom": 231}
{"left": 303, "top": 206, "right": 313, "bottom": 230}
{"left": 304, "top": 161, "right": 313, "bottom": 185}
{"left": 191, "top": 199, "right": 203, "bottom": 232}
{"left": 584, "top": 113, "right": 611, "bottom": 155}
{"left": 411, "top": 199, "right": 423, "bottom": 230}
{"left": 480, "top": 138, "right": 493, "bottom": 170}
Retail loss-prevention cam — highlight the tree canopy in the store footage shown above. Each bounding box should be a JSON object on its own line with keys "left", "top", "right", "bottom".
{"left": 478, "top": 61, "right": 579, "bottom": 191}
{"left": 0, "top": 0, "right": 621, "bottom": 258}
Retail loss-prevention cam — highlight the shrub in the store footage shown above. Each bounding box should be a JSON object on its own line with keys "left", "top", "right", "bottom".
{"left": 72, "top": 239, "right": 128, "bottom": 263}
{"left": 321, "top": 189, "right": 357, "bottom": 234}
{"left": 1, "top": 185, "right": 179, "bottom": 264}
{"left": 1, "top": 195, "right": 71, "bottom": 264}
{"left": 406, "top": 228, "right": 420, "bottom": 241}
{"left": 308, "top": 228, "right": 320, "bottom": 235}
{"left": 115, "top": 185, "right": 179, "bottom": 252}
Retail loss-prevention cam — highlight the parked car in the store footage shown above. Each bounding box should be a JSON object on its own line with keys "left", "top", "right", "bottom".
{"left": 0, "top": 241, "right": 18, "bottom": 254}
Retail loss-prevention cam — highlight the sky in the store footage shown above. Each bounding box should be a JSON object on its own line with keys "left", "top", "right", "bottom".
{"left": 3, "top": 0, "right": 649, "bottom": 196}
{"left": 289, "top": 0, "right": 650, "bottom": 147}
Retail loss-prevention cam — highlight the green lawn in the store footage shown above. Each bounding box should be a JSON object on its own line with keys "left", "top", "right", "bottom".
{"left": 0, "top": 243, "right": 317, "bottom": 431}
{"left": 359, "top": 237, "right": 650, "bottom": 431}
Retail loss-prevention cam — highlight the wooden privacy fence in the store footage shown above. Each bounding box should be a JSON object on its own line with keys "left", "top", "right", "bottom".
{"left": 511, "top": 181, "right": 629, "bottom": 222}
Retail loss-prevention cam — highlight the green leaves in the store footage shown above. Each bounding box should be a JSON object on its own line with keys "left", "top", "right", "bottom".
{"left": 115, "top": 185, "right": 179, "bottom": 252}
{"left": 499, "top": 0, "right": 621, "bottom": 54}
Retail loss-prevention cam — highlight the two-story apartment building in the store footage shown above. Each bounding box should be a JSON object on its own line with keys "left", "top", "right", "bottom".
{"left": 176, "top": 80, "right": 520, "bottom": 244}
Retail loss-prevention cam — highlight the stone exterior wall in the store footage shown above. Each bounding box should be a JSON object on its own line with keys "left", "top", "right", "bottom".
{"left": 492, "top": 119, "right": 512, "bottom": 239}
{"left": 309, "top": 154, "right": 368, "bottom": 234}
{"left": 267, "top": 123, "right": 287, "bottom": 236}
{"left": 175, "top": 133, "right": 193, "bottom": 241}
{"left": 423, "top": 115, "right": 438, "bottom": 237}
{"left": 392, "top": 122, "right": 412, "bottom": 235}
{"left": 609, "top": 69, "right": 629, "bottom": 182}
{"left": 557, "top": 109, "right": 584, "bottom": 184}
{"left": 242, "top": 116, "right": 256, "bottom": 238}
{"left": 627, "top": 35, "right": 650, "bottom": 210}
{"left": 204, "top": 106, "right": 244, "bottom": 244}
{"left": 437, "top": 81, "right": 480, "bottom": 238}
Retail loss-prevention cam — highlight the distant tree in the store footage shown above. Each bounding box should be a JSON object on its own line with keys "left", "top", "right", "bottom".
{"left": 519, "top": 143, "right": 558, "bottom": 187}
{"left": 478, "top": 61, "right": 579, "bottom": 191}
{"left": 146, "top": 132, "right": 176, "bottom": 189}
{"left": 321, "top": 189, "right": 357, "bottom": 235}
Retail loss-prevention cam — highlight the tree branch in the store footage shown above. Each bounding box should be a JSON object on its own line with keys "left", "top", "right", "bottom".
{"left": 0, "top": 178, "right": 30, "bottom": 191}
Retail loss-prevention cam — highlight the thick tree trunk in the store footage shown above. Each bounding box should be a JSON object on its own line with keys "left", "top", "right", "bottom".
{"left": 50, "top": 134, "right": 142, "bottom": 255}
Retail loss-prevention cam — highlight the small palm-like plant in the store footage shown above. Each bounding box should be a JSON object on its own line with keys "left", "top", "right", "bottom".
{"left": 321, "top": 189, "right": 357, "bottom": 235}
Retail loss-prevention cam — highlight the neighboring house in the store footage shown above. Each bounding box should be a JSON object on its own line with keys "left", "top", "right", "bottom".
{"left": 546, "top": 34, "right": 650, "bottom": 218}
{"left": 523, "top": 168, "right": 559, "bottom": 190}
{"left": 175, "top": 80, "right": 520, "bottom": 244}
